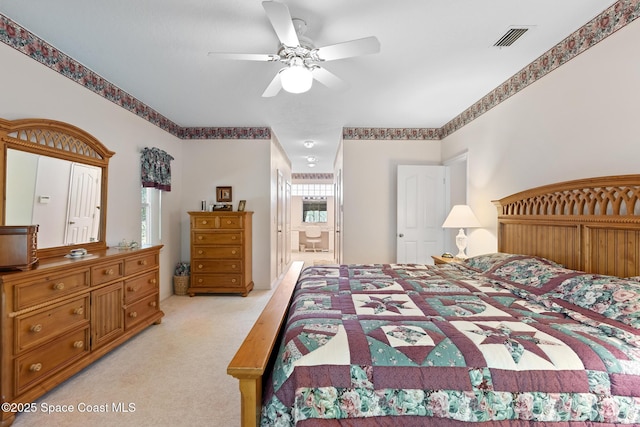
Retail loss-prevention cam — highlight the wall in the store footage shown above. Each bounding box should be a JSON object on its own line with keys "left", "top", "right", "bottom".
{"left": 441, "top": 18, "right": 640, "bottom": 256}
{"left": 180, "top": 139, "right": 273, "bottom": 288}
{"left": 0, "top": 42, "right": 184, "bottom": 300}
{"left": 341, "top": 140, "right": 441, "bottom": 263}
{"left": 270, "top": 134, "right": 292, "bottom": 282}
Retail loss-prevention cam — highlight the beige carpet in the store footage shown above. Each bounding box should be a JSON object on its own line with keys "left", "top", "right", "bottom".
{"left": 11, "top": 289, "right": 274, "bottom": 427}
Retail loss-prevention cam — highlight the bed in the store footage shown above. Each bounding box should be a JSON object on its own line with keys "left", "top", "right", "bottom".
{"left": 228, "top": 174, "right": 640, "bottom": 426}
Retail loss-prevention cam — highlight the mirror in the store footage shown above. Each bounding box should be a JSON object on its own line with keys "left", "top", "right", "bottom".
{"left": 6, "top": 149, "right": 102, "bottom": 248}
{"left": 1, "top": 118, "right": 114, "bottom": 259}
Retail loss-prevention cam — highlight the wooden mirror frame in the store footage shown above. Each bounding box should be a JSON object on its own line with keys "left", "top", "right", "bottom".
{"left": 0, "top": 118, "right": 114, "bottom": 259}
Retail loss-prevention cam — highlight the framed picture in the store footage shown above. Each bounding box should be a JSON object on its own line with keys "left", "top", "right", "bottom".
{"left": 237, "top": 200, "right": 246, "bottom": 212}
{"left": 216, "top": 186, "right": 232, "bottom": 203}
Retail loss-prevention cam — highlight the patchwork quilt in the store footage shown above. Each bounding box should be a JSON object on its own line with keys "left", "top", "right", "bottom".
{"left": 261, "top": 258, "right": 640, "bottom": 426}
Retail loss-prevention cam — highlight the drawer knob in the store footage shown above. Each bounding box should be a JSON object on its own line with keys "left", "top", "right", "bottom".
{"left": 73, "top": 340, "right": 84, "bottom": 349}
{"left": 198, "top": 264, "right": 203, "bottom": 269}
{"left": 104, "top": 268, "right": 114, "bottom": 276}
{"left": 198, "top": 250, "right": 203, "bottom": 255}
{"left": 231, "top": 250, "right": 237, "bottom": 255}
{"left": 232, "top": 236, "right": 237, "bottom": 240}
{"left": 29, "top": 363, "right": 42, "bottom": 372}
{"left": 138, "top": 259, "right": 147, "bottom": 266}
{"left": 149, "top": 301, "right": 157, "bottom": 308}
{"left": 149, "top": 278, "right": 157, "bottom": 284}
{"left": 30, "top": 324, "right": 43, "bottom": 333}
{"left": 198, "top": 278, "right": 203, "bottom": 284}
{"left": 198, "top": 236, "right": 204, "bottom": 240}
{"left": 129, "top": 312, "right": 138, "bottom": 318}
{"left": 73, "top": 307, "right": 84, "bottom": 315}
{"left": 231, "top": 279, "right": 237, "bottom": 283}
{"left": 232, "top": 264, "right": 237, "bottom": 269}
{"left": 128, "top": 286, "right": 138, "bottom": 292}
{"left": 201, "top": 220, "right": 208, "bottom": 225}
{"left": 227, "top": 220, "right": 232, "bottom": 224}
{"left": 53, "top": 282, "right": 65, "bottom": 291}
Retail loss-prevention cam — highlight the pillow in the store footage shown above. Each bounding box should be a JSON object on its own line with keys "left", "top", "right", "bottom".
{"left": 463, "top": 252, "right": 562, "bottom": 273}
{"left": 554, "top": 274, "right": 640, "bottom": 330}
{"left": 483, "top": 257, "right": 577, "bottom": 295}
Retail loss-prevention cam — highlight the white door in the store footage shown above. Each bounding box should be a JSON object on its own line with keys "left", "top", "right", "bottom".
{"left": 65, "top": 163, "right": 101, "bottom": 245}
{"left": 397, "top": 165, "right": 447, "bottom": 264}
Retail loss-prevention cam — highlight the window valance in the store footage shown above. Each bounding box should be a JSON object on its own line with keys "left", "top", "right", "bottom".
{"left": 141, "top": 147, "right": 174, "bottom": 191}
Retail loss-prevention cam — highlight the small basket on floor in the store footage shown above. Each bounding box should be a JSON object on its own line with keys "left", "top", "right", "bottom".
{"left": 173, "top": 276, "right": 189, "bottom": 296}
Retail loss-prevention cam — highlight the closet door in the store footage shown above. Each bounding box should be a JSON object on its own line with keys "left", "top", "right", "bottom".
{"left": 396, "top": 165, "right": 447, "bottom": 264}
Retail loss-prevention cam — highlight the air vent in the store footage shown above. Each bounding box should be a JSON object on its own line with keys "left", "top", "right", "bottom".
{"left": 494, "top": 28, "right": 529, "bottom": 47}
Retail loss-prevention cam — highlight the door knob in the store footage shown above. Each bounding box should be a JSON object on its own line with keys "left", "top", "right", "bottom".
{"left": 398, "top": 233, "right": 404, "bottom": 237}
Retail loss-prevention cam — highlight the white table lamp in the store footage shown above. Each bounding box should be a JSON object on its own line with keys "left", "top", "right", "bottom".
{"left": 442, "top": 205, "right": 480, "bottom": 259}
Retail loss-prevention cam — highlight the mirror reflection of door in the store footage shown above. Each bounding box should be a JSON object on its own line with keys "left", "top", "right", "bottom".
{"left": 65, "top": 163, "right": 101, "bottom": 245}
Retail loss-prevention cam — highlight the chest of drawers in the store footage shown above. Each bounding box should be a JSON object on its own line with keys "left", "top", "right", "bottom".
{"left": 0, "top": 245, "right": 163, "bottom": 427}
{"left": 188, "top": 211, "right": 253, "bottom": 296}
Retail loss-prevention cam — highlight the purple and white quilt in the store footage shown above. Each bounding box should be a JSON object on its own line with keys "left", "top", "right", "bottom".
{"left": 261, "top": 256, "right": 640, "bottom": 426}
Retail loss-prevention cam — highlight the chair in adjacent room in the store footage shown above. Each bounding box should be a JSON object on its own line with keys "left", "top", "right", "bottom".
{"left": 304, "top": 226, "right": 322, "bottom": 252}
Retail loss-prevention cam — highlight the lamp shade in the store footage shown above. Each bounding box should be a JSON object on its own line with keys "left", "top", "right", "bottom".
{"left": 280, "top": 59, "right": 313, "bottom": 94}
{"left": 442, "top": 205, "right": 480, "bottom": 229}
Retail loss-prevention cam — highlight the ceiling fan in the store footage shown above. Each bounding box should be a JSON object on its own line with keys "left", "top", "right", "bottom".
{"left": 208, "top": 1, "right": 380, "bottom": 97}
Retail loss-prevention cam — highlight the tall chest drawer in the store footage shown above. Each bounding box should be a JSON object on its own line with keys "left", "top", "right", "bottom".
{"left": 15, "top": 296, "right": 89, "bottom": 352}
{"left": 13, "top": 270, "right": 90, "bottom": 310}
{"left": 193, "top": 260, "right": 242, "bottom": 273}
{"left": 192, "top": 246, "right": 242, "bottom": 259}
{"left": 194, "top": 232, "right": 242, "bottom": 245}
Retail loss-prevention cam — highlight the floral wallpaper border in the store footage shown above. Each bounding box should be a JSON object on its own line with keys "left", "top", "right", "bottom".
{"left": 1, "top": 0, "right": 638, "bottom": 141}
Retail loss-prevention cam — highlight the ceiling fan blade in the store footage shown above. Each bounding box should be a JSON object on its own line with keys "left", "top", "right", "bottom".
{"left": 316, "top": 36, "right": 380, "bottom": 61}
{"left": 312, "top": 67, "right": 348, "bottom": 91}
{"left": 262, "top": 1, "right": 299, "bottom": 47}
{"left": 262, "top": 72, "right": 283, "bottom": 97}
{"left": 207, "top": 52, "right": 279, "bottom": 62}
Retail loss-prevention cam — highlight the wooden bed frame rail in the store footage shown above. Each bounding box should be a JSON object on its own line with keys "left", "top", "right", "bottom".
{"left": 227, "top": 260, "right": 305, "bottom": 427}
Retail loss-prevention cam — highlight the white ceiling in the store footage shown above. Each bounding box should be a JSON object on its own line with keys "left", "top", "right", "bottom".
{"left": 0, "top": 0, "right": 616, "bottom": 173}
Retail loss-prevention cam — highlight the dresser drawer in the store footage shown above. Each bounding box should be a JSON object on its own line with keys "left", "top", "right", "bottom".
{"left": 191, "top": 215, "right": 219, "bottom": 229}
{"left": 16, "top": 296, "right": 89, "bottom": 353}
{"left": 124, "top": 252, "right": 158, "bottom": 276}
{"left": 16, "top": 327, "right": 89, "bottom": 395}
{"left": 193, "top": 260, "right": 242, "bottom": 273}
{"left": 192, "top": 246, "right": 242, "bottom": 259}
{"left": 194, "top": 232, "right": 242, "bottom": 245}
{"left": 124, "top": 271, "right": 158, "bottom": 304}
{"left": 14, "top": 270, "right": 90, "bottom": 310}
{"left": 191, "top": 273, "right": 244, "bottom": 288}
{"left": 91, "top": 261, "right": 124, "bottom": 286}
{"left": 125, "top": 293, "right": 160, "bottom": 330}
{"left": 218, "top": 215, "right": 243, "bottom": 229}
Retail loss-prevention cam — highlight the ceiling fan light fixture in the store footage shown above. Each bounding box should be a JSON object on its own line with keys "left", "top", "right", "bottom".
{"left": 280, "top": 60, "right": 313, "bottom": 94}
{"left": 304, "top": 140, "right": 315, "bottom": 148}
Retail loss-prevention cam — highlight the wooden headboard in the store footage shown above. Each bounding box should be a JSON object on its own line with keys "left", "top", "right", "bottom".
{"left": 493, "top": 175, "right": 640, "bottom": 278}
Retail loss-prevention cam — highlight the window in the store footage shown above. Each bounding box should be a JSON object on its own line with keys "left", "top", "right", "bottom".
{"left": 141, "top": 187, "right": 161, "bottom": 245}
{"left": 302, "top": 199, "right": 327, "bottom": 223}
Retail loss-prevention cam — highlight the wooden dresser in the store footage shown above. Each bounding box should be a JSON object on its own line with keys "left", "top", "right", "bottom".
{"left": 188, "top": 211, "right": 253, "bottom": 297}
{"left": 0, "top": 245, "right": 163, "bottom": 427}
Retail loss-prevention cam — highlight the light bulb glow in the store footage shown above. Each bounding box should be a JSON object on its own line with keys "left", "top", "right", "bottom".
{"left": 280, "top": 62, "right": 313, "bottom": 94}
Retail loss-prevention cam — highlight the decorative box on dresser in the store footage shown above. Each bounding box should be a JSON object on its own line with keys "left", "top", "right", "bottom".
{"left": 188, "top": 211, "right": 253, "bottom": 297}
{"left": 0, "top": 245, "right": 164, "bottom": 427}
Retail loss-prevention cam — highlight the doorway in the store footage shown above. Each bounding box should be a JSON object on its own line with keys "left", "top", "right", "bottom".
{"left": 289, "top": 179, "right": 336, "bottom": 268}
